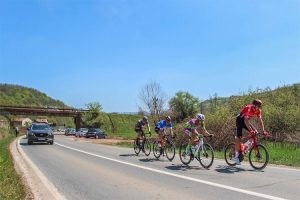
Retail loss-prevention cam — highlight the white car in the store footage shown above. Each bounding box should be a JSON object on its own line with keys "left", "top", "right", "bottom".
{"left": 75, "top": 128, "right": 88, "bottom": 137}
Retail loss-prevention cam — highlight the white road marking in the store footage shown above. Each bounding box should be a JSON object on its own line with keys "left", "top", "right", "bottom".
{"left": 55, "top": 142, "right": 287, "bottom": 200}
{"left": 18, "top": 138, "right": 67, "bottom": 200}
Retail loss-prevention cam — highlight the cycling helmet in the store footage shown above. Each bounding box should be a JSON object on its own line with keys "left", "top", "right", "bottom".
{"left": 166, "top": 116, "right": 171, "bottom": 121}
{"left": 252, "top": 99, "right": 262, "bottom": 107}
{"left": 196, "top": 113, "right": 205, "bottom": 121}
{"left": 142, "top": 116, "right": 148, "bottom": 121}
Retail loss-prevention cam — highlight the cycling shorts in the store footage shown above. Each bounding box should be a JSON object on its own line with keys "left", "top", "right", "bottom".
{"left": 236, "top": 115, "right": 249, "bottom": 137}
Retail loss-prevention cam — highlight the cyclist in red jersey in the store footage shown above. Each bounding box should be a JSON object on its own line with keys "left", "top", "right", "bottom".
{"left": 235, "top": 99, "right": 268, "bottom": 165}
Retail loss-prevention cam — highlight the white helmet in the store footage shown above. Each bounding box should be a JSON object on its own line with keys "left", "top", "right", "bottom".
{"left": 196, "top": 113, "right": 205, "bottom": 121}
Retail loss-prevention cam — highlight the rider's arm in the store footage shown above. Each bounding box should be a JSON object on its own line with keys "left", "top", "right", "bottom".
{"left": 170, "top": 127, "right": 174, "bottom": 137}
{"left": 244, "top": 117, "right": 253, "bottom": 132}
{"left": 200, "top": 121, "right": 209, "bottom": 136}
{"left": 258, "top": 117, "right": 265, "bottom": 134}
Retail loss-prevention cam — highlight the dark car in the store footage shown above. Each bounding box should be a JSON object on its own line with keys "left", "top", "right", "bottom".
{"left": 27, "top": 123, "right": 54, "bottom": 145}
{"left": 86, "top": 128, "right": 107, "bottom": 139}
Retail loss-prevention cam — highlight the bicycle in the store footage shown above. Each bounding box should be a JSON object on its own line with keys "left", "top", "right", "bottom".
{"left": 133, "top": 132, "right": 152, "bottom": 156}
{"left": 224, "top": 128, "right": 270, "bottom": 170}
{"left": 153, "top": 132, "right": 176, "bottom": 161}
{"left": 179, "top": 135, "right": 214, "bottom": 169}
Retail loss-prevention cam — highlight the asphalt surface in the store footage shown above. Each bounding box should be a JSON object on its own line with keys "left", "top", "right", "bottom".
{"left": 19, "top": 135, "right": 300, "bottom": 200}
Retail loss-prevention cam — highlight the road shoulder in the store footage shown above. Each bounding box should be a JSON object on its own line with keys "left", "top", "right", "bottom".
{"left": 10, "top": 137, "right": 67, "bottom": 200}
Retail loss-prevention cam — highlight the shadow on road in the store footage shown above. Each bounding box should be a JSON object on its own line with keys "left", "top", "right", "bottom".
{"left": 139, "top": 158, "right": 169, "bottom": 163}
{"left": 119, "top": 153, "right": 138, "bottom": 157}
{"left": 20, "top": 142, "right": 50, "bottom": 146}
{"left": 214, "top": 165, "right": 263, "bottom": 174}
{"left": 165, "top": 164, "right": 203, "bottom": 171}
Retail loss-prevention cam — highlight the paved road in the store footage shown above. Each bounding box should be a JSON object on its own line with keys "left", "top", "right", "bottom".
{"left": 19, "top": 135, "right": 300, "bottom": 200}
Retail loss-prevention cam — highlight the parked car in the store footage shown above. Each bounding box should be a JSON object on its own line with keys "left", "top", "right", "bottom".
{"left": 65, "top": 128, "right": 76, "bottom": 136}
{"left": 86, "top": 128, "right": 107, "bottom": 139}
{"left": 27, "top": 123, "right": 54, "bottom": 145}
{"left": 75, "top": 128, "right": 88, "bottom": 137}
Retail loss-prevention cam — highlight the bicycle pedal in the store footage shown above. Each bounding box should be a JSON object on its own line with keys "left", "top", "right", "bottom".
{"left": 191, "top": 154, "right": 194, "bottom": 160}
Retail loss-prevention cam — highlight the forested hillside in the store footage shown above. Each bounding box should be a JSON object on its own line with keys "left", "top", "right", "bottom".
{"left": 0, "top": 84, "right": 73, "bottom": 127}
{"left": 0, "top": 84, "right": 69, "bottom": 108}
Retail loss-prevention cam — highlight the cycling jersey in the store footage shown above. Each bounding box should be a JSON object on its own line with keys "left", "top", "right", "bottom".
{"left": 135, "top": 119, "right": 147, "bottom": 131}
{"left": 156, "top": 120, "right": 172, "bottom": 129}
{"left": 239, "top": 104, "right": 261, "bottom": 119}
{"left": 236, "top": 104, "right": 261, "bottom": 137}
{"left": 184, "top": 118, "right": 205, "bottom": 131}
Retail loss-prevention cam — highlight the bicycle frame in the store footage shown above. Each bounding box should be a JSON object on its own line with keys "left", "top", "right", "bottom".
{"left": 191, "top": 136, "right": 209, "bottom": 155}
{"left": 240, "top": 132, "right": 260, "bottom": 157}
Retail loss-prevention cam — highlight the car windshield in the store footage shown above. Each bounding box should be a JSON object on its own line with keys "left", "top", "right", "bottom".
{"left": 32, "top": 124, "right": 50, "bottom": 130}
{"left": 80, "top": 128, "right": 88, "bottom": 132}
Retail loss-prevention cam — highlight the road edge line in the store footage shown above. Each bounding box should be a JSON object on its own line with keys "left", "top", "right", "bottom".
{"left": 14, "top": 137, "right": 67, "bottom": 200}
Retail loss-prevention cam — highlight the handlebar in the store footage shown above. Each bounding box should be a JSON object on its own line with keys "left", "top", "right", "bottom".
{"left": 145, "top": 132, "right": 152, "bottom": 137}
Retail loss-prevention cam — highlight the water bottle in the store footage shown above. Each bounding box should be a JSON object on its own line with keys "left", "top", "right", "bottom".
{"left": 200, "top": 138, "right": 204, "bottom": 147}
{"left": 240, "top": 143, "right": 244, "bottom": 152}
{"left": 191, "top": 146, "right": 196, "bottom": 154}
{"left": 244, "top": 139, "right": 253, "bottom": 152}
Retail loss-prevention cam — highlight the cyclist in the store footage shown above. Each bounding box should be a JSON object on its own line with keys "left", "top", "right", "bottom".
{"left": 235, "top": 99, "right": 268, "bottom": 165}
{"left": 135, "top": 116, "right": 151, "bottom": 146}
{"left": 155, "top": 116, "right": 174, "bottom": 148}
{"left": 184, "top": 113, "right": 212, "bottom": 156}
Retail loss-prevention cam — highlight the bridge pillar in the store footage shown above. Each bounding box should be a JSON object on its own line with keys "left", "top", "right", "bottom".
{"left": 74, "top": 114, "right": 82, "bottom": 131}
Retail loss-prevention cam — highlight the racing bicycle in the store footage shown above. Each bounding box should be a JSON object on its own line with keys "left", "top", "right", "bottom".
{"left": 133, "top": 132, "right": 152, "bottom": 156}
{"left": 224, "top": 127, "right": 270, "bottom": 170}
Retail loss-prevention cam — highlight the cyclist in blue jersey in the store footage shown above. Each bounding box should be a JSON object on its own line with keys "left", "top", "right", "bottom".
{"left": 155, "top": 116, "right": 174, "bottom": 148}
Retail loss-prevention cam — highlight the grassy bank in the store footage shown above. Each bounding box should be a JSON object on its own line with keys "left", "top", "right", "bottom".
{"left": 0, "top": 129, "right": 26, "bottom": 200}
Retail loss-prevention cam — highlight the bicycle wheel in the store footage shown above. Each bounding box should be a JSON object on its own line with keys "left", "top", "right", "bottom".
{"left": 249, "top": 144, "right": 269, "bottom": 170}
{"left": 133, "top": 139, "right": 141, "bottom": 155}
{"left": 224, "top": 143, "right": 236, "bottom": 166}
{"left": 143, "top": 139, "right": 151, "bottom": 156}
{"left": 198, "top": 143, "right": 214, "bottom": 169}
{"left": 179, "top": 142, "right": 192, "bottom": 165}
{"left": 153, "top": 140, "right": 162, "bottom": 159}
{"left": 165, "top": 141, "right": 175, "bottom": 161}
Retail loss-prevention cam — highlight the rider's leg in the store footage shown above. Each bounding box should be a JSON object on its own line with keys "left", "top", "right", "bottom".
{"left": 184, "top": 129, "right": 192, "bottom": 153}
{"left": 160, "top": 131, "right": 166, "bottom": 148}
{"left": 135, "top": 131, "right": 140, "bottom": 145}
{"left": 141, "top": 130, "right": 145, "bottom": 144}
{"left": 235, "top": 116, "right": 247, "bottom": 164}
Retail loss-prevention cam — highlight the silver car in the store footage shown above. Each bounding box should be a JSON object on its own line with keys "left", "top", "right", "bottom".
{"left": 75, "top": 128, "right": 88, "bottom": 137}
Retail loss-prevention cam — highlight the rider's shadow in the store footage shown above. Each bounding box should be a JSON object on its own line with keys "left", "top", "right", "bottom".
{"left": 119, "top": 154, "right": 138, "bottom": 157}
{"left": 165, "top": 164, "right": 203, "bottom": 171}
{"left": 214, "top": 165, "right": 262, "bottom": 174}
{"left": 139, "top": 158, "right": 169, "bottom": 162}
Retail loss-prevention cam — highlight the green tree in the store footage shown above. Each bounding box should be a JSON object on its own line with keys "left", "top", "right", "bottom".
{"left": 169, "top": 91, "right": 200, "bottom": 122}
{"left": 82, "top": 102, "right": 103, "bottom": 128}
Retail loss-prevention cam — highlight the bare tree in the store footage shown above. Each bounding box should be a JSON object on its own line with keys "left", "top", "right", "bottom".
{"left": 139, "top": 81, "right": 165, "bottom": 121}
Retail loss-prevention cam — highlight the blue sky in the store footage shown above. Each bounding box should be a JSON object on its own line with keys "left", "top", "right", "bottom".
{"left": 0, "top": 0, "right": 299, "bottom": 112}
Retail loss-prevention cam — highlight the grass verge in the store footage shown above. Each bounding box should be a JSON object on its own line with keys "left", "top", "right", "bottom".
{"left": 0, "top": 131, "right": 26, "bottom": 200}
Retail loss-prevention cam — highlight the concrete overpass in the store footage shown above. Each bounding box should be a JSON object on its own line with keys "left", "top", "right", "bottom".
{"left": 0, "top": 105, "right": 89, "bottom": 131}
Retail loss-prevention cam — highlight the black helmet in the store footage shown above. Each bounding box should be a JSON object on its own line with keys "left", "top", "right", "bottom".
{"left": 252, "top": 99, "right": 262, "bottom": 107}
{"left": 142, "top": 116, "right": 148, "bottom": 121}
